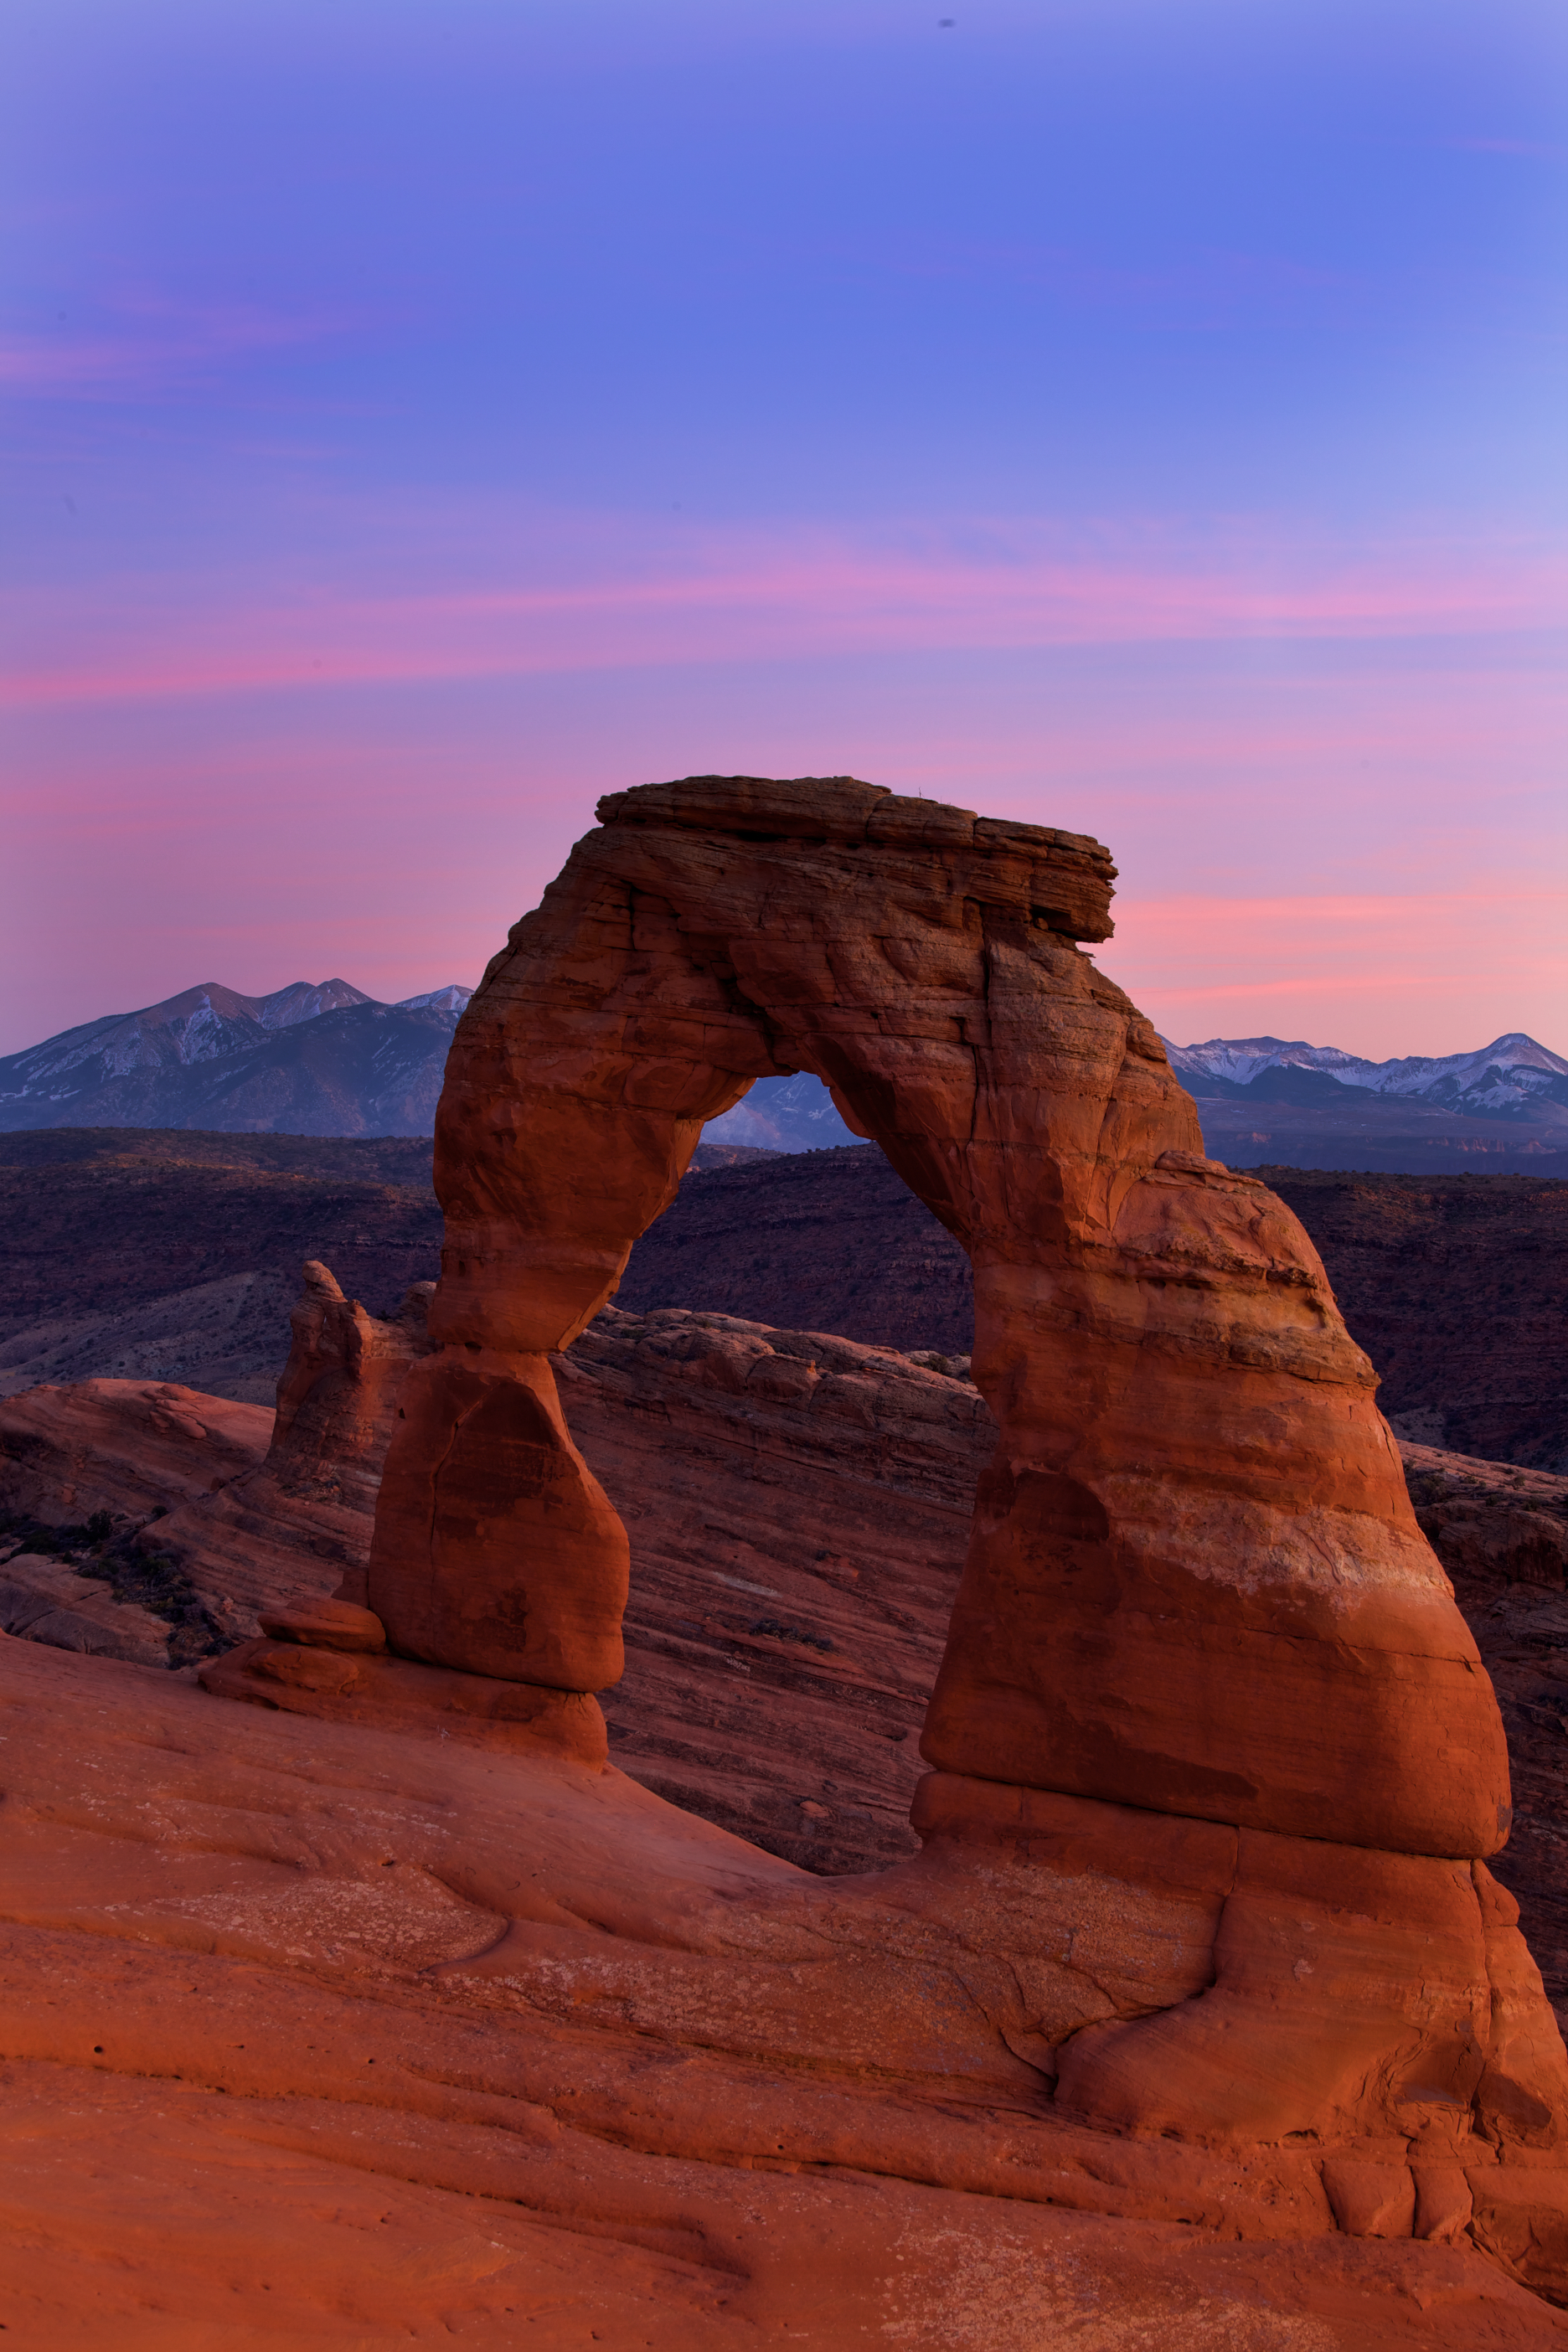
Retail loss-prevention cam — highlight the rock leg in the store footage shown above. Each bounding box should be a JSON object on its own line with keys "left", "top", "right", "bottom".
{"left": 1056, "top": 1828, "right": 1568, "bottom": 2152}
{"left": 367, "top": 1349, "right": 628, "bottom": 1690}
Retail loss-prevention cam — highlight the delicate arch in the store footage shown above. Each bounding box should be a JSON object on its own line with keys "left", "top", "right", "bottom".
{"left": 367, "top": 775, "right": 1507, "bottom": 1861}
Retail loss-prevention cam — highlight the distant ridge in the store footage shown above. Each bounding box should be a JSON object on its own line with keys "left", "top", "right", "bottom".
{"left": 702, "top": 1030, "right": 1568, "bottom": 1175}
{"left": 704, "top": 1072, "right": 857, "bottom": 1153}
{"left": 705, "top": 1032, "right": 1568, "bottom": 1172}
{"left": 4, "top": 982, "right": 1564, "bottom": 1168}
{"left": 1157, "top": 1029, "right": 1568, "bottom": 1175}
{"left": 0, "top": 980, "right": 473, "bottom": 1137}
{"left": 1163, "top": 1030, "right": 1568, "bottom": 1117}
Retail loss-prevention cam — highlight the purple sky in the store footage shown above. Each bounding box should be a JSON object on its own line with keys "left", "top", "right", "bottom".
{"left": 3, "top": 0, "right": 1564, "bottom": 1059}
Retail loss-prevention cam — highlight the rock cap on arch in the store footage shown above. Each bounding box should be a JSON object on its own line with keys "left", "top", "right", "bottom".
{"left": 594, "top": 773, "right": 1117, "bottom": 941}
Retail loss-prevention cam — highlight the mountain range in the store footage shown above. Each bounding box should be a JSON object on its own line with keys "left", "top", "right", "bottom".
{"left": 3, "top": 979, "right": 1565, "bottom": 1171}
{"left": 1163, "top": 1031, "right": 1568, "bottom": 1119}
{"left": 703, "top": 1072, "right": 858, "bottom": 1152}
{"left": 708, "top": 1034, "right": 1568, "bottom": 1169}
{"left": 0, "top": 981, "right": 474, "bottom": 1137}
{"left": 1161, "top": 1030, "right": 1568, "bottom": 1176}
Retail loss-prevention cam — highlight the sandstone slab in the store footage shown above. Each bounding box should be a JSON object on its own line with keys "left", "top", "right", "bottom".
{"left": 0, "top": 1277, "right": 991, "bottom": 1871}
{"left": 562, "top": 1302, "right": 988, "bottom": 1870}
{"left": 0, "top": 1376, "right": 271, "bottom": 1526}
{"left": 3, "top": 1637, "right": 1566, "bottom": 2343}
{"left": 0, "top": 1549, "right": 172, "bottom": 1667}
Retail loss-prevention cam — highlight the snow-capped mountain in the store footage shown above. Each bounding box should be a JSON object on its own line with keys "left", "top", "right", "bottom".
{"left": 395, "top": 985, "right": 474, "bottom": 1016}
{"left": 704, "top": 1071, "right": 857, "bottom": 1153}
{"left": 704, "top": 1036, "right": 1568, "bottom": 1160}
{"left": 7, "top": 977, "right": 1562, "bottom": 1166}
{"left": 0, "top": 981, "right": 474, "bottom": 1137}
{"left": 1163, "top": 1032, "right": 1568, "bottom": 1121}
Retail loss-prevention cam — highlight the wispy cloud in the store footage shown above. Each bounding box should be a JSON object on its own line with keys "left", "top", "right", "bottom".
{"left": 0, "top": 291, "right": 365, "bottom": 397}
{"left": 1106, "top": 890, "right": 1567, "bottom": 1038}
{"left": 3, "top": 513, "right": 1560, "bottom": 710}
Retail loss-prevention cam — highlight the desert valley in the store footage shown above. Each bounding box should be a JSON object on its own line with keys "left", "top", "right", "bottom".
{"left": 3, "top": 777, "right": 1568, "bottom": 2346}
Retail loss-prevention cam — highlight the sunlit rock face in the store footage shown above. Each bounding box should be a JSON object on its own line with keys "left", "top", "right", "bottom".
{"left": 370, "top": 774, "right": 1505, "bottom": 1856}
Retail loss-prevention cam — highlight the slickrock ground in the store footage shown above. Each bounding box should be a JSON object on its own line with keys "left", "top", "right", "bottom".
{"left": 3, "top": 1636, "right": 1564, "bottom": 2349}
{"left": 0, "top": 1374, "right": 271, "bottom": 1526}
{"left": 1, "top": 1278, "right": 985, "bottom": 1875}
{"left": 0, "top": 1379, "right": 272, "bottom": 1663}
{"left": 6, "top": 1307, "right": 1568, "bottom": 2330}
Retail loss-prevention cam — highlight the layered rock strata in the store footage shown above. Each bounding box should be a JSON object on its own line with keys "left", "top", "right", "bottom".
{"left": 4, "top": 1267, "right": 986, "bottom": 1864}
{"left": 9, "top": 1337, "right": 1568, "bottom": 2001}
{"left": 0, "top": 1379, "right": 273, "bottom": 1664}
{"left": 562, "top": 1303, "right": 986, "bottom": 1870}
{"left": 0, "top": 1269, "right": 436, "bottom": 1661}
{"left": 1406, "top": 1444, "right": 1568, "bottom": 2026}
{"left": 0, "top": 1376, "right": 270, "bottom": 1529}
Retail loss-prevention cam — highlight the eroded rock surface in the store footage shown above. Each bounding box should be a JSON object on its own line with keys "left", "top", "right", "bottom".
{"left": 0, "top": 1377, "right": 272, "bottom": 1664}
{"left": 0, "top": 1547, "right": 178, "bottom": 1667}
{"left": 142, "top": 1262, "right": 436, "bottom": 1638}
{"left": 5, "top": 1328, "right": 1568, "bottom": 2306}
{"left": 619, "top": 1150, "right": 1568, "bottom": 1476}
{"left": 0, "top": 1268, "right": 435, "bottom": 1655}
{"left": 1, "top": 1265, "right": 988, "bottom": 1869}
{"left": 1406, "top": 1445, "right": 1568, "bottom": 2025}
{"left": 10, "top": 1321, "right": 1568, "bottom": 1989}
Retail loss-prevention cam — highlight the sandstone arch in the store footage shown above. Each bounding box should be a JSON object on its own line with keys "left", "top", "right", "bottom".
{"left": 365, "top": 773, "right": 1507, "bottom": 1861}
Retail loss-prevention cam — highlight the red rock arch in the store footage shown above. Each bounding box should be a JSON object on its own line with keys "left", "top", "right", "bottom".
{"left": 367, "top": 774, "right": 1507, "bottom": 1862}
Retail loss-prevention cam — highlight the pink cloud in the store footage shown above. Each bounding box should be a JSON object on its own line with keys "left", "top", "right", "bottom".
{"left": 3, "top": 516, "right": 1561, "bottom": 711}
{"left": 6, "top": 684, "right": 1563, "bottom": 1060}
{"left": 1102, "top": 890, "right": 1567, "bottom": 1058}
{"left": 0, "top": 292, "right": 365, "bottom": 396}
